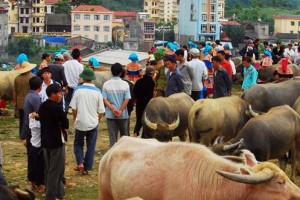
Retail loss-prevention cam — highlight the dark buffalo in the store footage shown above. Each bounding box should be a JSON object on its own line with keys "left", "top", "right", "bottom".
{"left": 258, "top": 64, "right": 300, "bottom": 83}
{"left": 0, "top": 185, "right": 35, "bottom": 200}
{"left": 241, "top": 79, "right": 300, "bottom": 112}
{"left": 213, "top": 105, "right": 300, "bottom": 182}
{"left": 142, "top": 93, "right": 194, "bottom": 142}
{"left": 188, "top": 97, "right": 251, "bottom": 146}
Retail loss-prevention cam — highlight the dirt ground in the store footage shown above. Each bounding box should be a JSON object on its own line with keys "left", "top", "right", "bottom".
{"left": 1, "top": 86, "right": 300, "bottom": 200}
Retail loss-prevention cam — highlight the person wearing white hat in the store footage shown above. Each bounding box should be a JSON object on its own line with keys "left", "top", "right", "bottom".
{"left": 188, "top": 48, "right": 208, "bottom": 101}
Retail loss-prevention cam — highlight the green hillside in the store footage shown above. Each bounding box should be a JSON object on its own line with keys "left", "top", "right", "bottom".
{"left": 226, "top": 0, "right": 300, "bottom": 8}
{"left": 76, "top": 0, "right": 144, "bottom": 11}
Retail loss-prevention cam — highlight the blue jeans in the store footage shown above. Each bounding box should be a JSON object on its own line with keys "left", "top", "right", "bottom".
{"left": 106, "top": 119, "right": 128, "bottom": 147}
{"left": 74, "top": 126, "right": 98, "bottom": 170}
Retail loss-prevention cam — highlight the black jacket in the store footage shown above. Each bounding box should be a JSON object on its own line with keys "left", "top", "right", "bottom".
{"left": 48, "top": 62, "right": 68, "bottom": 87}
{"left": 39, "top": 99, "right": 69, "bottom": 149}
{"left": 213, "top": 67, "right": 232, "bottom": 98}
{"left": 133, "top": 75, "right": 155, "bottom": 108}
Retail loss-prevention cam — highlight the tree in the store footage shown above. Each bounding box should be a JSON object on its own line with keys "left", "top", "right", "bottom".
{"left": 223, "top": 26, "right": 245, "bottom": 47}
{"left": 54, "top": 0, "right": 72, "bottom": 14}
{"left": 7, "top": 37, "right": 41, "bottom": 57}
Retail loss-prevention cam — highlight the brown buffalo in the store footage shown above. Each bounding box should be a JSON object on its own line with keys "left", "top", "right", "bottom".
{"left": 188, "top": 96, "right": 250, "bottom": 145}
{"left": 213, "top": 105, "right": 300, "bottom": 182}
{"left": 99, "top": 136, "right": 300, "bottom": 200}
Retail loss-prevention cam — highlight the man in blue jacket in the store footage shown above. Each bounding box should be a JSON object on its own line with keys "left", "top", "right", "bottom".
{"left": 164, "top": 57, "right": 184, "bottom": 97}
{"left": 242, "top": 56, "right": 258, "bottom": 91}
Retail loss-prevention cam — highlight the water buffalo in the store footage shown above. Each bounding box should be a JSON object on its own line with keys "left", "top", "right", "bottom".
{"left": 93, "top": 71, "right": 112, "bottom": 90}
{"left": 142, "top": 93, "right": 194, "bottom": 142}
{"left": 241, "top": 79, "right": 300, "bottom": 112}
{"left": 213, "top": 105, "right": 300, "bottom": 182}
{"left": 0, "top": 185, "right": 35, "bottom": 200}
{"left": 0, "top": 71, "right": 23, "bottom": 100}
{"left": 258, "top": 64, "right": 300, "bottom": 83}
{"left": 188, "top": 96, "right": 250, "bottom": 146}
{"left": 99, "top": 136, "right": 300, "bottom": 200}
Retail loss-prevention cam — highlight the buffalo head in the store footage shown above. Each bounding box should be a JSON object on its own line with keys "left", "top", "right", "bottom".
{"left": 212, "top": 136, "right": 244, "bottom": 156}
{"left": 144, "top": 113, "right": 180, "bottom": 142}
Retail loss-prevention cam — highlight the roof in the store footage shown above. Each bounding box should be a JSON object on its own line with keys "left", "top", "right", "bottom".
{"left": 220, "top": 21, "right": 241, "bottom": 26}
{"left": 113, "top": 19, "right": 123, "bottom": 23}
{"left": 275, "top": 33, "right": 299, "bottom": 40}
{"left": 114, "top": 11, "right": 137, "bottom": 18}
{"left": 46, "top": 14, "right": 71, "bottom": 26}
{"left": 274, "top": 15, "right": 300, "bottom": 20}
{"left": 45, "top": 0, "right": 58, "bottom": 4}
{"left": 69, "top": 44, "right": 84, "bottom": 51}
{"left": 82, "top": 50, "right": 148, "bottom": 66}
{"left": 72, "top": 5, "right": 111, "bottom": 13}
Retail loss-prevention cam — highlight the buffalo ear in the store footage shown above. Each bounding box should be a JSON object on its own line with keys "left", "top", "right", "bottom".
{"left": 241, "top": 150, "right": 258, "bottom": 167}
{"left": 240, "top": 168, "right": 251, "bottom": 175}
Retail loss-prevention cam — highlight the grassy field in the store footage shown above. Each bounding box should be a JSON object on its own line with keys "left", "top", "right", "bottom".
{"left": 0, "top": 85, "right": 299, "bottom": 199}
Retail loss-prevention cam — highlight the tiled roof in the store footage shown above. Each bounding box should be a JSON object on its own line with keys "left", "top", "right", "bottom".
{"left": 274, "top": 15, "right": 300, "bottom": 20}
{"left": 45, "top": 0, "right": 58, "bottom": 4}
{"left": 220, "top": 21, "right": 241, "bottom": 26}
{"left": 72, "top": 5, "right": 111, "bottom": 12}
{"left": 114, "top": 11, "right": 137, "bottom": 17}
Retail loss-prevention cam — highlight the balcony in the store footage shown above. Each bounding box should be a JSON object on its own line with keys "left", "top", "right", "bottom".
{"left": 32, "top": 22, "right": 44, "bottom": 27}
{"left": 32, "top": 3, "right": 45, "bottom": 8}
{"left": 32, "top": 12, "right": 45, "bottom": 17}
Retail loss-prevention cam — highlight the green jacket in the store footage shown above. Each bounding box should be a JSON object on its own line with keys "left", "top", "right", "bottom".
{"left": 155, "top": 66, "right": 166, "bottom": 91}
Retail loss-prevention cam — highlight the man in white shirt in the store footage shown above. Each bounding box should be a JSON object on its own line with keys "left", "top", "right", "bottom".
{"left": 284, "top": 43, "right": 295, "bottom": 62}
{"left": 70, "top": 68, "right": 105, "bottom": 175}
{"left": 188, "top": 48, "right": 208, "bottom": 101}
{"left": 63, "top": 48, "right": 84, "bottom": 110}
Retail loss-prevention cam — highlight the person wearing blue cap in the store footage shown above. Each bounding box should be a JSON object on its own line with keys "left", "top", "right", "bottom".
{"left": 261, "top": 49, "right": 273, "bottom": 69}
{"left": 15, "top": 53, "right": 28, "bottom": 70}
{"left": 88, "top": 57, "right": 101, "bottom": 71}
{"left": 126, "top": 53, "right": 142, "bottom": 83}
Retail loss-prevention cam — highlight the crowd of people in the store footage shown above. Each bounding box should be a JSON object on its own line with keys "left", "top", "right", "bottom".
{"left": 7, "top": 38, "right": 300, "bottom": 199}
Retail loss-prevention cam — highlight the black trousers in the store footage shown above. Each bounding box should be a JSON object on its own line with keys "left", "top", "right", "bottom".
{"left": 29, "top": 146, "right": 44, "bottom": 185}
{"left": 191, "top": 91, "right": 201, "bottom": 101}
{"left": 134, "top": 104, "right": 145, "bottom": 136}
{"left": 18, "top": 109, "right": 24, "bottom": 138}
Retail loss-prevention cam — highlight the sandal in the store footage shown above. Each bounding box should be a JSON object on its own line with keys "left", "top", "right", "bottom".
{"left": 74, "top": 163, "right": 84, "bottom": 172}
{"left": 82, "top": 170, "right": 88, "bottom": 175}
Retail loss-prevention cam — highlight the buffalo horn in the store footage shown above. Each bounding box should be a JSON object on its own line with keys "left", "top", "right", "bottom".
{"left": 222, "top": 156, "right": 245, "bottom": 163}
{"left": 213, "top": 136, "right": 225, "bottom": 145}
{"left": 144, "top": 113, "right": 158, "bottom": 130}
{"left": 216, "top": 168, "right": 275, "bottom": 184}
{"left": 168, "top": 114, "right": 180, "bottom": 131}
{"left": 248, "top": 105, "right": 259, "bottom": 117}
{"left": 223, "top": 139, "right": 244, "bottom": 151}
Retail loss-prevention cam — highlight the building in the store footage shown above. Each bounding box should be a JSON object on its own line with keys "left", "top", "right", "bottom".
{"left": 241, "top": 22, "right": 270, "bottom": 40}
{"left": 274, "top": 15, "right": 300, "bottom": 35}
{"left": 0, "top": 3, "right": 9, "bottom": 47}
{"left": 144, "top": 0, "right": 178, "bottom": 22}
{"left": 18, "top": 0, "right": 32, "bottom": 33}
{"left": 45, "top": 0, "right": 57, "bottom": 14}
{"left": 112, "top": 19, "right": 125, "bottom": 45}
{"left": 32, "top": 0, "right": 46, "bottom": 33}
{"left": 45, "top": 13, "right": 71, "bottom": 33}
{"left": 218, "top": 0, "right": 225, "bottom": 19}
{"left": 177, "top": 0, "right": 221, "bottom": 44}
{"left": 126, "top": 12, "right": 155, "bottom": 51}
{"left": 7, "top": 1, "right": 18, "bottom": 35}
{"left": 71, "top": 5, "right": 113, "bottom": 43}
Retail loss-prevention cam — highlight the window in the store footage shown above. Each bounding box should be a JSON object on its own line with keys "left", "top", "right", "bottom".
{"left": 104, "top": 35, "right": 109, "bottom": 42}
{"left": 84, "top": 26, "right": 90, "bottom": 31}
{"left": 84, "top": 15, "right": 90, "bottom": 20}
{"left": 74, "top": 25, "right": 80, "bottom": 31}
{"left": 210, "top": 14, "right": 216, "bottom": 22}
{"left": 20, "top": 8, "right": 24, "bottom": 14}
{"left": 94, "top": 26, "right": 100, "bottom": 31}
{"left": 291, "top": 31, "right": 294, "bottom": 34}
{"left": 94, "top": 15, "right": 100, "bottom": 20}
{"left": 26, "top": 18, "right": 29, "bottom": 23}
{"left": 51, "top": 6, "right": 54, "bottom": 13}
{"left": 94, "top": 35, "right": 98, "bottom": 41}
{"left": 144, "top": 22, "right": 154, "bottom": 33}
{"left": 210, "top": 24, "right": 216, "bottom": 33}
{"left": 145, "top": 2, "right": 148, "bottom": 6}
{"left": 291, "top": 21, "right": 295, "bottom": 26}
{"left": 104, "top": 15, "right": 110, "bottom": 20}
{"left": 103, "top": 26, "right": 110, "bottom": 32}
{"left": 201, "top": 24, "right": 207, "bottom": 33}
{"left": 298, "top": 21, "right": 300, "bottom": 26}
{"left": 74, "top": 14, "right": 80, "bottom": 20}
{"left": 202, "top": 14, "right": 207, "bottom": 22}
